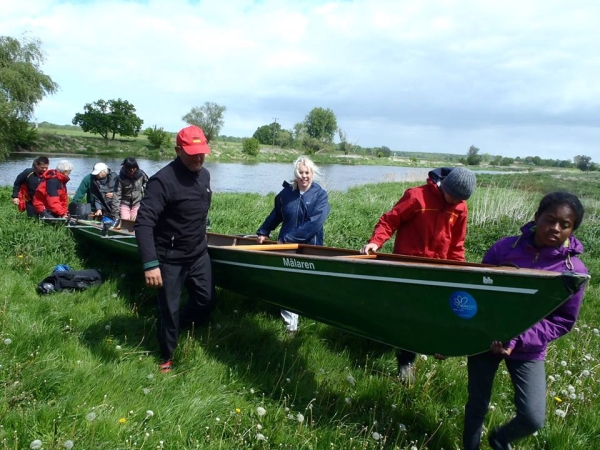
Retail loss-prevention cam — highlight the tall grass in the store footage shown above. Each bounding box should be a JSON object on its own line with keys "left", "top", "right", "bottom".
{"left": 0, "top": 170, "right": 598, "bottom": 449}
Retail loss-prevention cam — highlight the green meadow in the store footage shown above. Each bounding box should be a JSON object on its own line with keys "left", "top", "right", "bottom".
{"left": 0, "top": 171, "right": 599, "bottom": 449}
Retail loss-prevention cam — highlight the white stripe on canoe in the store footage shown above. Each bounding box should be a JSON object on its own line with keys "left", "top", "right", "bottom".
{"left": 211, "top": 259, "right": 539, "bottom": 295}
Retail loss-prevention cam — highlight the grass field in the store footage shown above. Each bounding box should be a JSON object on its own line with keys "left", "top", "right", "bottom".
{"left": 0, "top": 171, "right": 599, "bottom": 449}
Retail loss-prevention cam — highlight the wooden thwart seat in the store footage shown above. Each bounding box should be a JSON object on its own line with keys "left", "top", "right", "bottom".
{"left": 228, "top": 244, "right": 300, "bottom": 251}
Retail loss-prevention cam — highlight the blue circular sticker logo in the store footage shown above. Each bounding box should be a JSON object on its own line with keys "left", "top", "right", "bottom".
{"left": 449, "top": 291, "right": 478, "bottom": 319}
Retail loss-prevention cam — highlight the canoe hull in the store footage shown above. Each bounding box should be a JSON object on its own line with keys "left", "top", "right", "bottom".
{"left": 67, "top": 221, "right": 589, "bottom": 356}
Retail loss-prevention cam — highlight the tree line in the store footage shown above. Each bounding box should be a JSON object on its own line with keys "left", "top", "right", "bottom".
{"left": 1, "top": 34, "right": 596, "bottom": 171}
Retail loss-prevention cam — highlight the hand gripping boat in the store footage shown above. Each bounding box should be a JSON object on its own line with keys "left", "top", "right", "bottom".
{"left": 67, "top": 219, "right": 590, "bottom": 357}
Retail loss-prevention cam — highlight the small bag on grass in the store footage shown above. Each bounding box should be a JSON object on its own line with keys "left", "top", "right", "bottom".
{"left": 37, "top": 269, "right": 104, "bottom": 294}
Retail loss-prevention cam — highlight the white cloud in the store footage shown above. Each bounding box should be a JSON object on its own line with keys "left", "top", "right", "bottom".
{"left": 2, "top": 0, "right": 599, "bottom": 159}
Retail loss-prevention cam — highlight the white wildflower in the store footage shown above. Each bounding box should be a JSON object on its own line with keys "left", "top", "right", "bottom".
{"left": 112, "top": 293, "right": 118, "bottom": 298}
{"left": 555, "top": 409, "right": 566, "bottom": 418}
{"left": 345, "top": 397, "right": 351, "bottom": 404}
{"left": 548, "top": 375, "right": 556, "bottom": 382}
{"left": 216, "top": 417, "right": 220, "bottom": 422}
{"left": 30, "top": 440, "right": 43, "bottom": 450}
{"left": 560, "top": 361, "right": 567, "bottom": 367}
{"left": 256, "top": 424, "right": 263, "bottom": 430}
{"left": 297, "top": 413, "right": 305, "bottom": 423}
{"left": 593, "top": 328, "right": 599, "bottom": 335}
{"left": 115, "top": 345, "right": 122, "bottom": 351}
{"left": 64, "top": 440, "right": 74, "bottom": 450}
{"left": 250, "top": 388, "right": 255, "bottom": 394}
{"left": 147, "top": 374, "right": 154, "bottom": 380}
{"left": 86, "top": 412, "right": 96, "bottom": 421}
{"left": 565, "top": 370, "right": 572, "bottom": 376}
{"left": 255, "top": 433, "right": 266, "bottom": 441}
{"left": 346, "top": 375, "right": 356, "bottom": 385}
{"left": 146, "top": 410, "right": 154, "bottom": 418}
{"left": 372, "top": 432, "right": 381, "bottom": 440}
{"left": 420, "top": 354, "right": 428, "bottom": 361}
{"left": 569, "top": 393, "right": 577, "bottom": 400}
{"left": 567, "top": 385, "right": 575, "bottom": 393}
{"left": 143, "top": 388, "right": 151, "bottom": 395}
{"left": 582, "top": 370, "right": 591, "bottom": 377}
{"left": 256, "top": 406, "right": 266, "bottom": 416}
{"left": 3, "top": 338, "right": 12, "bottom": 346}
{"left": 398, "top": 423, "right": 407, "bottom": 432}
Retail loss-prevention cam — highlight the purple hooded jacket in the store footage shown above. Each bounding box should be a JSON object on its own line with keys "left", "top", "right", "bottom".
{"left": 482, "top": 221, "right": 588, "bottom": 361}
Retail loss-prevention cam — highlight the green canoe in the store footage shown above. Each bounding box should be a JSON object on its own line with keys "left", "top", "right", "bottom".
{"left": 67, "top": 219, "right": 589, "bottom": 356}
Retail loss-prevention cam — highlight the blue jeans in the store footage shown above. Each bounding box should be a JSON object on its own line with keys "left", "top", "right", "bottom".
{"left": 463, "top": 352, "right": 546, "bottom": 450}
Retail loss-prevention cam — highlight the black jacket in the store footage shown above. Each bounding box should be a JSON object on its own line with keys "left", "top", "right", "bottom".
{"left": 90, "top": 170, "right": 118, "bottom": 216}
{"left": 12, "top": 168, "right": 43, "bottom": 201}
{"left": 135, "top": 157, "right": 211, "bottom": 269}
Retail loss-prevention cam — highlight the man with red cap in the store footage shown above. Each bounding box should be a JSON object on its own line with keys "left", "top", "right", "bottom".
{"left": 135, "top": 125, "right": 215, "bottom": 373}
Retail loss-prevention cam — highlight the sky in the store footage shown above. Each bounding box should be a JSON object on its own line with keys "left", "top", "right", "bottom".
{"left": 2, "top": 0, "right": 599, "bottom": 160}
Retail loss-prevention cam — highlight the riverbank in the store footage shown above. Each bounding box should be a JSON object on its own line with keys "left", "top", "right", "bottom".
{"left": 18, "top": 127, "right": 535, "bottom": 170}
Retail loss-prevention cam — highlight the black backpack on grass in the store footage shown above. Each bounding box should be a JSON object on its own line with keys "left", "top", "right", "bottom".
{"left": 37, "top": 269, "right": 104, "bottom": 294}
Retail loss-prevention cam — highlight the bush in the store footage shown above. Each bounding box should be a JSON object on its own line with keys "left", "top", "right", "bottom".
{"left": 242, "top": 137, "right": 260, "bottom": 156}
{"left": 144, "top": 126, "right": 171, "bottom": 149}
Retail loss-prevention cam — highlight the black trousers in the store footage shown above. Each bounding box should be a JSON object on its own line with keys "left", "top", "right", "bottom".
{"left": 156, "top": 252, "right": 215, "bottom": 362}
{"left": 25, "top": 202, "right": 38, "bottom": 218}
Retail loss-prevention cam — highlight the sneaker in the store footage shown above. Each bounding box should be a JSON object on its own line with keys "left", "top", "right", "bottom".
{"left": 398, "top": 363, "right": 415, "bottom": 384}
{"left": 488, "top": 428, "right": 512, "bottom": 450}
{"left": 159, "top": 360, "right": 173, "bottom": 373}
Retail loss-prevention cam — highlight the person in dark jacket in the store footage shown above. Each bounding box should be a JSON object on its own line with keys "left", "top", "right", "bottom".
{"left": 89, "top": 162, "right": 118, "bottom": 219}
{"left": 360, "top": 167, "right": 477, "bottom": 383}
{"left": 32, "top": 160, "right": 74, "bottom": 218}
{"left": 463, "top": 192, "right": 588, "bottom": 450}
{"left": 11, "top": 156, "right": 50, "bottom": 217}
{"left": 256, "top": 156, "right": 330, "bottom": 334}
{"left": 111, "top": 157, "right": 148, "bottom": 221}
{"left": 135, "top": 125, "right": 214, "bottom": 373}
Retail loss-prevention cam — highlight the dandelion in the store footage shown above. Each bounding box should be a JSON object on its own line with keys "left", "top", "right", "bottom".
{"left": 86, "top": 412, "right": 96, "bottom": 421}
{"left": 346, "top": 375, "right": 356, "bottom": 385}
{"left": 146, "top": 410, "right": 154, "bottom": 418}
{"left": 256, "top": 433, "right": 266, "bottom": 441}
{"left": 567, "top": 385, "right": 575, "bottom": 393}
{"left": 30, "top": 440, "right": 43, "bottom": 449}
{"left": 555, "top": 409, "right": 566, "bottom": 418}
{"left": 286, "top": 378, "right": 291, "bottom": 383}
{"left": 345, "top": 397, "right": 351, "bottom": 404}
{"left": 64, "top": 440, "right": 74, "bottom": 450}
{"left": 398, "top": 423, "right": 407, "bottom": 432}
{"left": 565, "top": 370, "right": 572, "bottom": 376}
{"left": 115, "top": 345, "right": 122, "bottom": 351}
{"left": 555, "top": 396, "right": 562, "bottom": 402}
{"left": 548, "top": 375, "right": 556, "bottom": 382}
{"left": 593, "top": 328, "right": 599, "bottom": 335}
{"left": 489, "top": 405, "right": 496, "bottom": 411}
{"left": 569, "top": 393, "right": 577, "bottom": 400}
{"left": 3, "top": 338, "right": 12, "bottom": 346}
{"left": 143, "top": 388, "right": 151, "bottom": 395}
{"left": 112, "top": 293, "right": 118, "bottom": 298}
{"left": 236, "top": 408, "right": 241, "bottom": 414}
{"left": 372, "top": 432, "right": 381, "bottom": 440}
{"left": 420, "top": 354, "right": 428, "bottom": 361}
{"left": 582, "top": 370, "right": 591, "bottom": 377}
{"left": 560, "top": 361, "right": 567, "bottom": 367}
{"left": 256, "top": 406, "right": 266, "bottom": 417}
{"left": 297, "top": 413, "right": 305, "bottom": 423}
{"left": 147, "top": 374, "right": 154, "bottom": 380}
{"left": 216, "top": 417, "right": 220, "bottom": 422}
{"left": 256, "top": 424, "right": 263, "bottom": 430}
{"left": 119, "top": 418, "right": 127, "bottom": 424}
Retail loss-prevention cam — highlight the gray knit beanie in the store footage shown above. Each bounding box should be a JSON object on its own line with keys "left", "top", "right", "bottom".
{"left": 442, "top": 167, "right": 477, "bottom": 200}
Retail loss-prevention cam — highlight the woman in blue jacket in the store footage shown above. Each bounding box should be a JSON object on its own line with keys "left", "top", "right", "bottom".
{"left": 256, "top": 156, "right": 330, "bottom": 334}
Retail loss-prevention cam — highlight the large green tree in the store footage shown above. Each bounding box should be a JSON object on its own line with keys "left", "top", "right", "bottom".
{"left": 0, "top": 35, "right": 58, "bottom": 158}
{"left": 253, "top": 122, "right": 282, "bottom": 145}
{"left": 72, "top": 99, "right": 144, "bottom": 140}
{"left": 182, "top": 102, "right": 226, "bottom": 143}
{"left": 304, "top": 107, "right": 337, "bottom": 143}
{"left": 466, "top": 145, "right": 482, "bottom": 166}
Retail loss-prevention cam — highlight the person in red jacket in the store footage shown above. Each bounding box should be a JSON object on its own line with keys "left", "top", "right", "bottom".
{"left": 33, "top": 160, "right": 74, "bottom": 219}
{"left": 360, "top": 167, "right": 477, "bottom": 382}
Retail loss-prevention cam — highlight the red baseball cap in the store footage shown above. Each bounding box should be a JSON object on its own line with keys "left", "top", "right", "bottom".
{"left": 176, "top": 125, "right": 211, "bottom": 155}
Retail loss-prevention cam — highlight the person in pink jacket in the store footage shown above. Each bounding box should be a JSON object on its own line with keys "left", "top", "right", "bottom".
{"left": 463, "top": 191, "right": 588, "bottom": 450}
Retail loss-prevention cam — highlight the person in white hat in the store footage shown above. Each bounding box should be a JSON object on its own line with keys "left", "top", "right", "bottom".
{"left": 72, "top": 162, "right": 117, "bottom": 218}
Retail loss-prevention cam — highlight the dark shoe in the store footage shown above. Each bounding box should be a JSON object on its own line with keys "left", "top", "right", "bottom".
{"left": 398, "top": 363, "right": 415, "bottom": 384}
{"left": 159, "top": 360, "right": 173, "bottom": 373}
{"left": 488, "top": 428, "right": 512, "bottom": 450}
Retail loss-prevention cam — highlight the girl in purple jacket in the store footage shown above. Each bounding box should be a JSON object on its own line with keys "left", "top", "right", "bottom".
{"left": 463, "top": 192, "right": 588, "bottom": 450}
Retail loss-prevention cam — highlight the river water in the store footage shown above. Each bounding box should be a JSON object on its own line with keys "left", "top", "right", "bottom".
{"left": 1, "top": 154, "right": 433, "bottom": 195}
